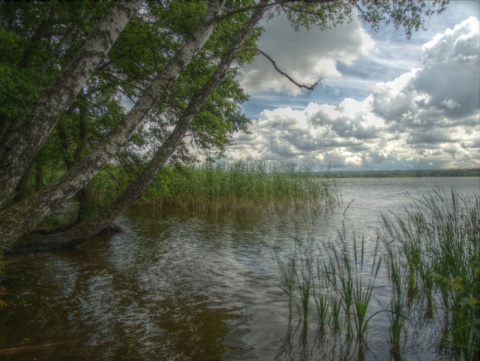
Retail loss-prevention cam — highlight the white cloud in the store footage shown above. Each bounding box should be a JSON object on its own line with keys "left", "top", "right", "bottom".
{"left": 240, "top": 14, "right": 374, "bottom": 95}
{"left": 371, "top": 17, "right": 480, "bottom": 130}
{"left": 414, "top": 17, "right": 480, "bottom": 119}
{"left": 226, "top": 17, "right": 480, "bottom": 170}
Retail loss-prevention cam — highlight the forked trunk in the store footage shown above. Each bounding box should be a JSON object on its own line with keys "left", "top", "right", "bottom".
{"left": 0, "top": 0, "right": 143, "bottom": 207}
{"left": 0, "top": 0, "right": 225, "bottom": 250}
{"left": 4, "top": 0, "right": 269, "bottom": 253}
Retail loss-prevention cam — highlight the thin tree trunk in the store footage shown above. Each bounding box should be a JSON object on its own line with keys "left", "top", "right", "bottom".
{"left": 57, "top": 119, "right": 75, "bottom": 169}
{"left": 13, "top": 165, "right": 32, "bottom": 203}
{"left": 19, "top": 16, "right": 53, "bottom": 68}
{"left": 35, "top": 159, "right": 44, "bottom": 191}
{"left": 57, "top": 113, "right": 93, "bottom": 222}
{"left": 73, "top": 98, "right": 94, "bottom": 222}
{"left": 0, "top": 112, "right": 7, "bottom": 139}
{"left": 0, "top": 0, "right": 143, "bottom": 207}
{"left": 4, "top": 0, "right": 269, "bottom": 254}
{"left": 0, "top": 0, "right": 225, "bottom": 250}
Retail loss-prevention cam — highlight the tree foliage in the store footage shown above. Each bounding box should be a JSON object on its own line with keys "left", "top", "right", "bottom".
{"left": 0, "top": 0, "right": 449, "bottom": 250}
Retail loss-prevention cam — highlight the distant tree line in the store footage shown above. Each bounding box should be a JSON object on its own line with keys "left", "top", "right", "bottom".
{"left": 322, "top": 168, "right": 480, "bottom": 178}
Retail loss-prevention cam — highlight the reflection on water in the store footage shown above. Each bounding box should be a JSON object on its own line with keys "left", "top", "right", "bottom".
{"left": 0, "top": 178, "right": 478, "bottom": 360}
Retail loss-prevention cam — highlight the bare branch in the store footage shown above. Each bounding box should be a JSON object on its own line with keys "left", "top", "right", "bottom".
{"left": 280, "top": 2, "right": 336, "bottom": 17}
{"left": 216, "top": 0, "right": 337, "bottom": 23}
{"left": 254, "top": 48, "right": 323, "bottom": 91}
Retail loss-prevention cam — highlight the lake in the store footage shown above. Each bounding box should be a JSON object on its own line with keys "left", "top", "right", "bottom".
{"left": 1, "top": 177, "right": 478, "bottom": 360}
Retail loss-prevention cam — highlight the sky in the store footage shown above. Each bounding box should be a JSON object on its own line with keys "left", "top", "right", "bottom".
{"left": 222, "top": 1, "right": 480, "bottom": 171}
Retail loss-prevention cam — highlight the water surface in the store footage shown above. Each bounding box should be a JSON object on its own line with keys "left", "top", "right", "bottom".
{"left": 0, "top": 177, "right": 478, "bottom": 360}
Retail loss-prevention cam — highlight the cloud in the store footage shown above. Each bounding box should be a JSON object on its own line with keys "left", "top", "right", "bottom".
{"left": 226, "top": 17, "right": 480, "bottom": 170}
{"left": 240, "top": 14, "right": 374, "bottom": 95}
{"left": 371, "top": 17, "right": 480, "bottom": 135}
{"left": 414, "top": 17, "right": 480, "bottom": 118}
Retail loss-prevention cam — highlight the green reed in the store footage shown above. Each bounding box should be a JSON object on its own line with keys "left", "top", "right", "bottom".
{"left": 380, "top": 189, "right": 480, "bottom": 361}
{"left": 325, "top": 228, "right": 381, "bottom": 341}
{"left": 329, "top": 233, "right": 354, "bottom": 335}
{"left": 128, "top": 161, "right": 336, "bottom": 213}
{"left": 276, "top": 222, "right": 381, "bottom": 344}
{"left": 275, "top": 249, "right": 296, "bottom": 317}
{"left": 382, "top": 237, "right": 408, "bottom": 357}
{"left": 296, "top": 255, "right": 314, "bottom": 321}
{"left": 314, "top": 262, "right": 330, "bottom": 328}
{"left": 330, "top": 296, "right": 342, "bottom": 331}
{"left": 275, "top": 188, "right": 479, "bottom": 360}
{"left": 352, "top": 236, "right": 381, "bottom": 342}
{"left": 315, "top": 293, "right": 329, "bottom": 328}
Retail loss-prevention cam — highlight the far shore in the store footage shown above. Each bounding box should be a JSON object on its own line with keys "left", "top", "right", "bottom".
{"left": 320, "top": 168, "right": 480, "bottom": 178}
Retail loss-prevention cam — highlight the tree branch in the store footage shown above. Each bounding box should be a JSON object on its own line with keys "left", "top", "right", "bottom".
{"left": 254, "top": 48, "right": 323, "bottom": 91}
{"left": 280, "top": 1, "right": 337, "bottom": 17}
{"left": 215, "top": 0, "right": 337, "bottom": 23}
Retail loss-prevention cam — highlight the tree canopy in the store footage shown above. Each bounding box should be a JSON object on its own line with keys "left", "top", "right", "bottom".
{"left": 0, "top": 0, "right": 449, "bottom": 251}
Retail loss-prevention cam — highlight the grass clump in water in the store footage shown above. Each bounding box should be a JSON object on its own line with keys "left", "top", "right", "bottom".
{"left": 380, "top": 189, "right": 480, "bottom": 361}
{"left": 276, "top": 189, "right": 479, "bottom": 360}
{"left": 322, "top": 228, "right": 381, "bottom": 342}
{"left": 275, "top": 225, "right": 382, "bottom": 342}
{"left": 134, "top": 161, "right": 336, "bottom": 213}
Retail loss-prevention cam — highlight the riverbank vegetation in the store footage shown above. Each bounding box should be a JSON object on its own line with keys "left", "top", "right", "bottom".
{"left": 275, "top": 189, "right": 479, "bottom": 360}
{"left": 0, "top": 0, "right": 452, "bottom": 250}
{"left": 0, "top": 161, "right": 336, "bottom": 254}
{"left": 83, "top": 161, "right": 337, "bottom": 214}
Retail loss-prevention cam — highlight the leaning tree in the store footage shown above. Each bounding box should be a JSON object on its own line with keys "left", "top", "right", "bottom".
{"left": 0, "top": 0, "right": 449, "bottom": 251}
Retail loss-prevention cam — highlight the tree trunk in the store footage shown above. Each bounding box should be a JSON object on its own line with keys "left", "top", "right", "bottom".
{"left": 0, "top": 0, "right": 225, "bottom": 250}
{"left": 0, "top": 0, "right": 143, "bottom": 207}
{"left": 4, "top": 0, "right": 269, "bottom": 254}
{"left": 73, "top": 98, "right": 94, "bottom": 222}
{"left": 13, "top": 165, "right": 32, "bottom": 203}
{"left": 35, "top": 159, "right": 44, "bottom": 191}
{"left": 56, "top": 108, "right": 93, "bottom": 222}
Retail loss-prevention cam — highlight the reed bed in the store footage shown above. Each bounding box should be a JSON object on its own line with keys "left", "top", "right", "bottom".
{"left": 380, "top": 189, "right": 479, "bottom": 361}
{"left": 133, "top": 161, "right": 336, "bottom": 213}
{"left": 275, "top": 226, "right": 381, "bottom": 340}
{"left": 275, "top": 189, "right": 479, "bottom": 360}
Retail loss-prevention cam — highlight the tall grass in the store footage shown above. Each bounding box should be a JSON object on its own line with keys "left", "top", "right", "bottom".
{"left": 323, "top": 229, "right": 381, "bottom": 341}
{"left": 133, "top": 161, "right": 336, "bottom": 213}
{"left": 383, "top": 239, "right": 408, "bottom": 357}
{"left": 276, "top": 189, "right": 479, "bottom": 360}
{"left": 380, "top": 189, "right": 480, "bottom": 361}
{"left": 275, "top": 249, "right": 296, "bottom": 317}
{"left": 296, "top": 254, "right": 314, "bottom": 321}
{"left": 275, "top": 225, "right": 381, "bottom": 342}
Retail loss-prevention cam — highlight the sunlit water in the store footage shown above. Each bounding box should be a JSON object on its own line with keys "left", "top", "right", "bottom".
{"left": 1, "top": 177, "right": 478, "bottom": 360}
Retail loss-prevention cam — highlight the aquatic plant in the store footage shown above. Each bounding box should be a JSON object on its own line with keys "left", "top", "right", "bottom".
{"left": 351, "top": 236, "right": 381, "bottom": 343}
{"left": 296, "top": 255, "right": 314, "bottom": 321}
{"left": 277, "top": 223, "right": 382, "bottom": 343}
{"left": 275, "top": 249, "right": 296, "bottom": 317}
{"left": 324, "top": 228, "right": 382, "bottom": 341}
{"left": 330, "top": 296, "right": 342, "bottom": 331}
{"left": 382, "top": 238, "right": 408, "bottom": 357}
{"left": 134, "top": 161, "right": 336, "bottom": 213}
{"left": 275, "top": 188, "right": 479, "bottom": 360}
{"left": 380, "top": 189, "right": 480, "bottom": 361}
{"left": 313, "top": 262, "right": 330, "bottom": 328}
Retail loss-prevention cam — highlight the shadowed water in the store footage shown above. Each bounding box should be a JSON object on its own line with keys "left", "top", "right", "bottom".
{"left": 0, "top": 177, "right": 478, "bottom": 360}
